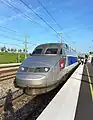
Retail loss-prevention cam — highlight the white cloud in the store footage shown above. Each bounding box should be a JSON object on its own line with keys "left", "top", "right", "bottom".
{"left": 7, "top": 0, "right": 17, "bottom": 5}
{"left": 0, "top": 0, "right": 54, "bottom": 30}
{"left": 34, "top": 6, "right": 41, "bottom": 12}
{"left": 60, "top": 10, "right": 62, "bottom": 13}
{"left": 28, "top": 4, "right": 42, "bottom": 15}
{"left": 0, "top": 14, "right": 21, "bottom": 25}
{"left": 52, "top": 8, "right": 56, "bottom": 12}
{"left": 7, "top": 0, "right": 12, "bottom": 2}
{"left": 8, "top": 15, "right": 17, "bottom": 20}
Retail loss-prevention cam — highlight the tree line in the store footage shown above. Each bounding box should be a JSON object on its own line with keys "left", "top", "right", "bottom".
{"left": 0, "top": 46, "right": 26, "bottom": 53}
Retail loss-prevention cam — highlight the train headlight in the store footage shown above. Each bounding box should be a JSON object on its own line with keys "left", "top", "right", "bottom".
{"left": 18, "top": 67, "right": 50, "bottom": 72}
{"left": 44, "top": 67, "right": 49, "bottom": 72}
{"left": 18, "top": 67, "right": 28, "bottom": 72}
{"left": 35, "top": 67, "right": 50, "bottom": 72}
{"left": 21, "top": 67, "right": 24, "bottom": 71}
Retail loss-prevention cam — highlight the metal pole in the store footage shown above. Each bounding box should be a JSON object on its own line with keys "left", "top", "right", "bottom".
{"left": 59, "top": 33, "right": 62, "bottom": 50}
{"left": 60, "top": 33, "right": 62, "bottom": 44}
{"left": 25, "top": 36, "right": 27, "bottom": 59}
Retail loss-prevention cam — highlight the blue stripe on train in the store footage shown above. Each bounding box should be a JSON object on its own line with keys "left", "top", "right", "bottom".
{"left": 68, "top": 56, "right": 77, "bottom": 65}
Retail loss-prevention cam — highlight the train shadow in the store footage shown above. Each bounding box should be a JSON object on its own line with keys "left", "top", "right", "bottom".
{"left": 3, "top": 89, "right": 39, "bottom": 120}
{"left": 3, "top": 94, "right": 41, "bottom": 120}
{"left": 3, "top": 86, "right": 65, "bottom": 120}
{"left": 3, "top": 89, "right": 14, "bottom": 120}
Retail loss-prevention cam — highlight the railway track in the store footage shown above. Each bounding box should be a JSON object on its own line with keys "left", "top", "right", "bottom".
{"left": 0, "top": 89, "right": 23, "bottom": 109}
{"left": 0, "top": 63, "right": 20, "bottom": 82}
{"left": 0, "top": 63, "right": 21, "bottom": 101}
{"left": 0, "top": 90, "right": 36, "bottom": 120}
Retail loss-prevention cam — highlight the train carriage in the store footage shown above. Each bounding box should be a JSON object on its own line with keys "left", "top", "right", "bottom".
{"left": 14, "top": 43, "right": 78, "bottom": 95}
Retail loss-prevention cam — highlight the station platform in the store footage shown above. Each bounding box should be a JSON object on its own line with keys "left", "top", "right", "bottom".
{"left": 37, "top": 63, "right": 93, "bottom": 120}
{"left": 75, "top": 63, "right": 93, "bottom": 120}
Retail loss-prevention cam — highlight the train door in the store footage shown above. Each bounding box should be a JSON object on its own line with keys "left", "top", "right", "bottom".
{"left": 59, "top": 49, "right": 66, "bottom": 70}
{"left": 56, "top": 48, "right": 66, "bottom": 81}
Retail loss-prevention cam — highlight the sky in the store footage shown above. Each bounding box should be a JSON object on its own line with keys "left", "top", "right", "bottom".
{"left": 0, "top": 0, "right": 93, "bottom": 53}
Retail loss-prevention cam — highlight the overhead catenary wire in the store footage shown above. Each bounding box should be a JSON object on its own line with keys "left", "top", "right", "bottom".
{"left": 19, "top": 0, "right": 74, "bottom": 47}
{"left": 0, "top": 25, "right": 23, "bottom": 37}
{"left": 19, "top": 0, "right": 59, "bottom": 36}
{"left": 0, "top": 41, "right": 21, "bottom": 48}
{"left": 36, "top": 0, "right": 63, "bottom": 30}
{"left": 0, "top": 27, "right": 23, "bottom": 39}
{"left": 1, "top": 0, "right": 42, "bottom": 27}
{"left": 1, "top": 0, "right": 63, "bottom": 44}
{"left": 0, "top": 33, "right": 23, "bottom": 42}
{"left": 1, "top": 0, "right": 52, "bottom": 33}
{"left": 1, "top": 0, "right": 73, "bottom": 43}
{"left": 36, "top": 0, "right": 74, "bottom": 42}
{"left": 1, "top": 0, "right": 75, "bottom": 51}
{"left": 1, "top": 0, "right": 34, "bottom": 23}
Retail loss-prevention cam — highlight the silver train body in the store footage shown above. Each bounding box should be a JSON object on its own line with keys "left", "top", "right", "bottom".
{"left": 14, "top": 43, "right": 78, "bottom": 95}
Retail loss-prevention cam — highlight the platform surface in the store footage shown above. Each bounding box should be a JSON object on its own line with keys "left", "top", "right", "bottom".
{"left": 37, "top": 63, "right": 93, "bottom": 120}
{"left": 75, "top": 63, "right": 93, "bottom": 120}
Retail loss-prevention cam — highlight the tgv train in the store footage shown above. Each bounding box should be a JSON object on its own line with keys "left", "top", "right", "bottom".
{"left": 14, "top": 43, "right": 78, "bottom": 95}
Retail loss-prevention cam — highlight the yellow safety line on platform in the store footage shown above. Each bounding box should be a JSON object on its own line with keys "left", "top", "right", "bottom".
{"left": 86, "top": 65, "right": 93, "bottom": 101}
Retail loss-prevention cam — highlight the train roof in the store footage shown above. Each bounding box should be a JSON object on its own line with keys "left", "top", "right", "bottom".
{"left": 35, "top": 43, "right": 67, "bottom": 48}
{"left": 32, "top": 43, "right": 77, "bottom": 56}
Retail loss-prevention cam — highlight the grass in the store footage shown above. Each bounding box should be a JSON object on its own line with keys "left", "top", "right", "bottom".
{"left": 0, "top": 52, "right": 29, "bottom": 64}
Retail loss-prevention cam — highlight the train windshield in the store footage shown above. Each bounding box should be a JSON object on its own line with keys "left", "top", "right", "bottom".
{"left": 32, "top": 48, "right": 42, "bottom": 54}
{"left": 45, "top": 48, "right": 58, "bottom": 54}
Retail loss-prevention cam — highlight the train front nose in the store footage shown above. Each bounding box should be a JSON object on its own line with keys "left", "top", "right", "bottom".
{"left": 15, "top": 72, "right": 47, "bottom": 88}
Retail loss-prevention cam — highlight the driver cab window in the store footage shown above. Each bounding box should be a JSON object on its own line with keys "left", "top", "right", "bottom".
{"left": 45, "top": 48, "right": 58, "bottom": 54}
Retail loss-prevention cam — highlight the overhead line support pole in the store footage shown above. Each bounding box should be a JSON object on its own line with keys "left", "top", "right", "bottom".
{"left": 58, "top": 32, "right": 62, "bottom": 49}
{"left": 60, "top": 33, "right": 62, "bottom": 44}
{"left": 25, "top": 36, "right": 27, "bottom": 59}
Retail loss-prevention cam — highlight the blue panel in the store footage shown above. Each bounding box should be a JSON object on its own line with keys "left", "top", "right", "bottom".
{"left": 68, "top": 56, "right": 77, "bottom": 65}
